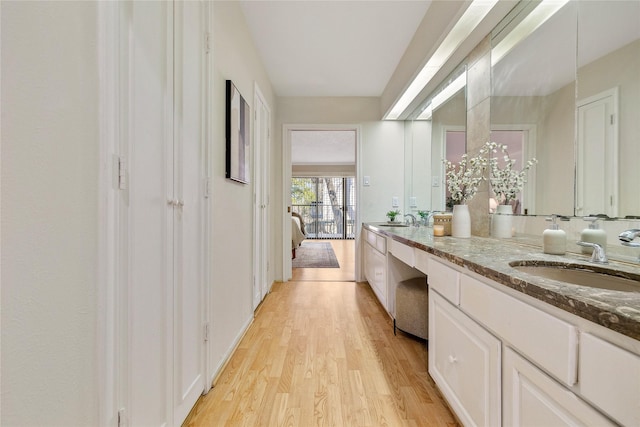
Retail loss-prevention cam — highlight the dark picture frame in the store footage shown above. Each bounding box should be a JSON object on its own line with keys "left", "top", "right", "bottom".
{"left": 225, "top": 80, "right": 250, "bottom": 184}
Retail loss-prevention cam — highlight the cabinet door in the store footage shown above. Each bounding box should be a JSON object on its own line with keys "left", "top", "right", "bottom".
{"left": 503, "top": 347, "right": 615, "bottom": 426}
{"left": 429, "top": 291, "right": 501, "bottom": 427}
{"left": 365, "top": 243, "right": 386, "bottom": 307}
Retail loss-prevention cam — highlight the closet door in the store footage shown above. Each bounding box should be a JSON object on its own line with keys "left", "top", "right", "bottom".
{"left": 125, "top": 1, "right": 174, "bottom": 425}
{"left": 173, "top": 1, "right": 206, "bottom": 424}
{"left": 121, "top": 1, "right": 207, "bottom": 425}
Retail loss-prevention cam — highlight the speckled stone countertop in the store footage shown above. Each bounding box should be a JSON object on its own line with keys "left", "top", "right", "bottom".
{"left": 364, "top": 223, "right": 640, "bottom": 342}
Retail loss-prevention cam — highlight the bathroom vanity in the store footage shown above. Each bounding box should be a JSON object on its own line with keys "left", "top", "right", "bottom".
{"left": 362, "top": 223, "right": 640, "bottom": 427}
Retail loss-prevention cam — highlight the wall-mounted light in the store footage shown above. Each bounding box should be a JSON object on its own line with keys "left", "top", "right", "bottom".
{"left": 384, "top": 0, "right": 499, "bottom": 120}
{"left": 491, "top": 0, "right": 570, "bottom": 67}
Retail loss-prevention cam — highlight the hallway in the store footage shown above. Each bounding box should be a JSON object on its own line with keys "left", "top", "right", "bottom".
{"left": 185, "top": 242, "right": 458, "bottom": 426}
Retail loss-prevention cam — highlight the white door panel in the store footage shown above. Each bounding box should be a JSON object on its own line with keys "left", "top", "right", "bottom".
{"left": 127, "top": 1, "right": 173, "bottom": 425}
{"left": 173, "top": 1, "right": 205, "bottom": 424}
{"left": 120, "top": 1, "right": 205, "bottom": 425}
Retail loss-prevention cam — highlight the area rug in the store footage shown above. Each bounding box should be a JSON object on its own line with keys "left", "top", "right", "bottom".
{"left": 292, "top": 241, "right": 340, "bottom": 268}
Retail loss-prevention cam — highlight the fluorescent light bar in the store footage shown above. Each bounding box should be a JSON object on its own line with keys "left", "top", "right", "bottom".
{"left": 491, "top": 0, "right": 570, "bottom": 66}
{"left": 385, "top": 0, "right": 499, "bottom": 120}
{"left": 417, "top": 72, "right": 467, "bottom": 120}
{"left": 418, "top": 104, "right": 433, "bottom": 121}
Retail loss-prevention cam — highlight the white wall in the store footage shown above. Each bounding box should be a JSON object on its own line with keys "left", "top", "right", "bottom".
{"left": 1, "top": 2, "right": 99, "bottom": 425}
{"left": 210, "top": 1, "right": 276, "bottom": 380}
{"left": 360, "top": 121, "right": 406, "bottom": 223}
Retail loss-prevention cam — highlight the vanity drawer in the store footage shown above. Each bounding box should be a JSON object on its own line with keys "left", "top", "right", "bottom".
{"left": 579, "top": 333, "right": 640, "bottom": 427}
{"left": 390, "top": 239, "right": 414, "bottom": 267}
{"left": 460, "top": 274, "right": 578, "bottom": 387}
{"left": 414, "top": 249, "right": 429, "bottom": 275}
{"left": 428, "top": 257, "right": 460, "bottom": 305}
{"left": 364, "top": 229, "right": 386, "bottom": 254}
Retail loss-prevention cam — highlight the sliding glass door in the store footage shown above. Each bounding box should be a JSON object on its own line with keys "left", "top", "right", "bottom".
{"left": 292, "top": 177, "right": 355, "bottom": 239}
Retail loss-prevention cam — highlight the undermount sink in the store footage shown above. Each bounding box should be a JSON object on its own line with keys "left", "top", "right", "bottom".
{"left": 378, "top": 223, "right": 409, "bottom": 227}
{"left": 510, "top": 261, "right": 640, "bottom": 293}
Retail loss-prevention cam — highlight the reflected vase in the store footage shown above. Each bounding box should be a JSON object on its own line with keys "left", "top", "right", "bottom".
{"left": 451, "top": 204, "right": 471, "bottom": 238}
{"left": 491, "top": 204, "right": 513, "bottom": 238}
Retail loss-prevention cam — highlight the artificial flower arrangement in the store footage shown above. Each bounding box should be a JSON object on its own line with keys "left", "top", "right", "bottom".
{"left": 443, "top": 152, "right": 486, "bottom": 206}
{"left": 480, "top": 141, "right": 538, "bottom": 205}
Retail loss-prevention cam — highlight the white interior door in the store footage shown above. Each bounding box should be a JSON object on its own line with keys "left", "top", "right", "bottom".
{"left": 173, "top": 1, "right": 206, "bottom": 424}
{"left": 119, "top": 2, "right": 206, "bottom": 425}
{"left": 125, "top": 1, "right": 174, "bottom": 425}
{"left": 253, "top": 87, "right": 271, "bottom": 309}
{"left": 577, "top": 88, "right": 618, "bottom": 217}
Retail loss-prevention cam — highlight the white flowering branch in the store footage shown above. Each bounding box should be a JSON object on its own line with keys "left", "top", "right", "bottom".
{"left": 443, "top": 153, "right": 486, "bottom": 205}
{"left": 480, "top": 141, "right": 537, "bottom": 205}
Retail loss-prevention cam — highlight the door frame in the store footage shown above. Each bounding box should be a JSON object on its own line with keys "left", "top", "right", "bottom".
{"left": 282, "top": 124, "right": 362, "bottom": 282}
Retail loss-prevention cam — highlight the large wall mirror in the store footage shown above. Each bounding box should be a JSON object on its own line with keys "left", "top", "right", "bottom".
{"left": 491, "top": 0, "right": 640, "bottom": 218}
{"left": 404, "top": 65, "right": 467, "bottom": 216}
{"left": 576, "top": 0, "right": 639, "bottom": 218}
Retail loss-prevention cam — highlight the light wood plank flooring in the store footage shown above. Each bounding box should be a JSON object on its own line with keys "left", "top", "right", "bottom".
{"left": 185, "top": 242, "right": 458, "bottom": 426}
{"left": 292, "top": 239, "right": 355, "bottom": 282}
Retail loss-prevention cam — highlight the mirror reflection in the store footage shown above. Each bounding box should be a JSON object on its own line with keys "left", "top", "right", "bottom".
{"left": 491, "top": 0, "right": 577, "bottom": 216}
{"left": 404, "top": 65, "right": 467, "bottom": 217}
{"left": 576, "top": 0, "right": 640, "bottom": 218}
{"left": 491, "top": 0, "right": 640, "bottom": 218}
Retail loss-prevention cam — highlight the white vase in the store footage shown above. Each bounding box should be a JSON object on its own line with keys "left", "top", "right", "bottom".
{"left": 452, "top": 204, "right": 471, "bottom": 238}
{"left": 492, "top": 204, "right": 513, "bottom": 238}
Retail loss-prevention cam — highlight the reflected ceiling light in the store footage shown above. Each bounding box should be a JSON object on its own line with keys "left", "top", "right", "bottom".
{"left": 417, "top": 72, "right": 467, "bottom": 120}
{"left": 385, "top": 0, "right": 499, "bottom": 120}
{"left": 491, "top": 0, "right": 570, "bottom": 66}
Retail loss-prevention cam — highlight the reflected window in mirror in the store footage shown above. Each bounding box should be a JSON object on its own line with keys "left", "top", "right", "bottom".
{"left": 489, "top": 129, "right": 537, "bottom": 215}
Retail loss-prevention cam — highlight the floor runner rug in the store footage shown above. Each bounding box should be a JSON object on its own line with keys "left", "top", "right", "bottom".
{"left": 292, "top": 241, "right": 340, "bottom": 268}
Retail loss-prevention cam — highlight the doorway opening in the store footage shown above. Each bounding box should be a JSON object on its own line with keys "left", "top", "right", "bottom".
{"left": 286, "top": 128, "right": 358, "bottom": 282}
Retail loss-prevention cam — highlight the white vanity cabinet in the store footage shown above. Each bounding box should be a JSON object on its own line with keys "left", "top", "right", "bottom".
{"left": 427, "top": 254, "right": 639, "bottom": 427}
{"left": 429, "top": 291, "right": 501, "bottom": 427}
{"left": 579, "top": 333, "right": 640, "bottom": 426}
{"left": 363, "top": 228, "right": 387, "bottom": 308}
{"left": 503, "top": 347, "right": 615, "bottom": 426}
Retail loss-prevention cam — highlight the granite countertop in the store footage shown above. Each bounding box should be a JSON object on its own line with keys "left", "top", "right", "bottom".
{"left": 364, "top": 223, "right": 640, "bottom": 342}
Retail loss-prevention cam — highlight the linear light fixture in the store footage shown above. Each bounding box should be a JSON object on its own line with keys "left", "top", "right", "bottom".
{"left": 417, "top": 71, "right": 467, "bottom": 120}
{"left": 491, "top": 0, "right": 570, "bottom": 66}
{"left": 385, "top": 0, "right": 499, "bottom": 120}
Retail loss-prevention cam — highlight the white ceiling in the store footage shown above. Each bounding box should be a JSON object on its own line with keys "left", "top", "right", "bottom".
{"left": 240, "top": 0, "right": 432, "bottom": 97}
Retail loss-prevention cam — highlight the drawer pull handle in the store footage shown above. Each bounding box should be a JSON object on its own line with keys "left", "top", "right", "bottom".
{"left": 448, "top": 355, "right": 457, "bottom": 364}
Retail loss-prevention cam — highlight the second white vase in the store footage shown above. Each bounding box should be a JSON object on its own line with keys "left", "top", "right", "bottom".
{"left": 452, "top": 204, "right": 471, "bottom": 238}
{"left": 492, "top": 204, "right": 513, "bottom": 238}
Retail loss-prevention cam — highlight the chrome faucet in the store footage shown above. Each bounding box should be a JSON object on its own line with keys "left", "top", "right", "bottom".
{"left": 619, "top": 229, "right": 640, "bottom": 245}
{"left": 576, "top": 241, "right": 608, "bottom": 264}
{"left": 404, "top": 213, "right": 417, "bottom": 226}
{"left": 619, "top": 229, "right": 640, "bottom": 262}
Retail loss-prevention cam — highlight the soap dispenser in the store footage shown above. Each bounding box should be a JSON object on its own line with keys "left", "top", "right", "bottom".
{"left": 543, "top": 215, "right": 566, "bottom": 255}
{"left": 580, "top": 217, "right": 607, "bottom": 254}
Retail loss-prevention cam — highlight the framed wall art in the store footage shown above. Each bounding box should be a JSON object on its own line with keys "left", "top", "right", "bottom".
{"left": 225, "top": 80, "right": 250, "bottom": 184}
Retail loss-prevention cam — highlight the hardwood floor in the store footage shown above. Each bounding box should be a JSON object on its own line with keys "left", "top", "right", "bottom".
{"left": 185, "top": 241, "right": 458, "bottom": 426}
{"left": 292, "top": 239, "right": 355, "bottom": 282}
